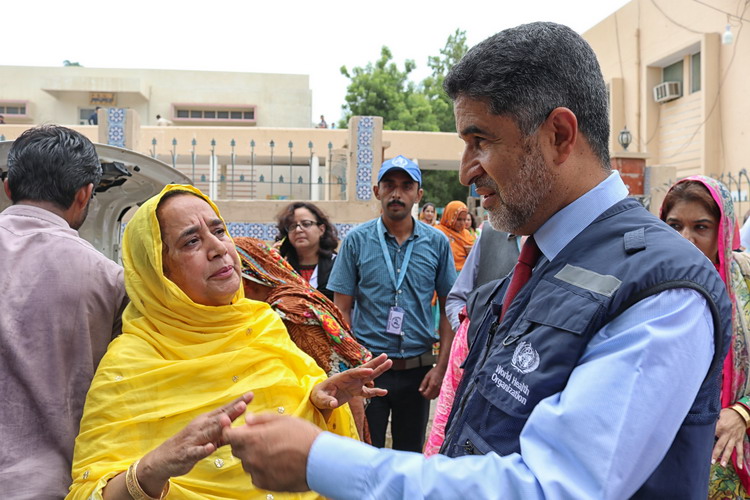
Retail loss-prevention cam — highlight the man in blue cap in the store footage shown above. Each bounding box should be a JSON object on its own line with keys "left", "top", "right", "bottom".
{"left": 326, "top": 154, "right": 456, "bottom": 452}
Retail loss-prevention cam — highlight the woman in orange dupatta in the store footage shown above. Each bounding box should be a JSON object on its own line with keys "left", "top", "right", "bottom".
{"left": 436, "top": 200, "right": 476, "bottom": 272}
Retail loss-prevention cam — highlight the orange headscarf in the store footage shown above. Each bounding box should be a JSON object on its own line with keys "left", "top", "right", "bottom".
{"left": 437, "top": 200, "right": 476, "bottom": 272}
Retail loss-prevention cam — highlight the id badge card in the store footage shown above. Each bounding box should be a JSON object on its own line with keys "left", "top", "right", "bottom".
{"left": 386, "top": 306, "right": 405, "bottom": 336}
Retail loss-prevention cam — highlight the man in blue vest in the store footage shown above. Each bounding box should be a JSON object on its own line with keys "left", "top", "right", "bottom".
{"left": 224, "top": 22, "right": 730, "bottom": 499}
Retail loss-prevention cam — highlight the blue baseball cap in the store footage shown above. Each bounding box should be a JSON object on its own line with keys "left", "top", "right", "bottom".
{"left": 377, "top": 155, "right": 422, "bottom": 185}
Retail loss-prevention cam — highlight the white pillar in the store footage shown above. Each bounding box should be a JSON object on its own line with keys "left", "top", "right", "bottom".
{"left": 209, "top": 153, "right": 218, "bottom": 200}
{"left": 311, "top": 156, "right": 320, "bottom": 201}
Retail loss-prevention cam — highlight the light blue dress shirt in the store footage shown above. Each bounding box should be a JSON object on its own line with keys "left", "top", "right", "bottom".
{"left": 306, "top": 171, "right": 715, "bottom": 499}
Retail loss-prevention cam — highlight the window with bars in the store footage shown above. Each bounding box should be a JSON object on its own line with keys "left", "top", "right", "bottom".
{"left": 691, "top": 52, "right": 701, "bottom": 93}
{"left": 0, "top": 101, "right": 28, "bottom": 116}
{"left": 172, "top": 105, "right": 256, "bottom": 124}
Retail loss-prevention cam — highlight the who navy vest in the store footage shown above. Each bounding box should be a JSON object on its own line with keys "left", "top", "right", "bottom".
{"left": 441, "top": 198, "right": 731, "bottom": 499}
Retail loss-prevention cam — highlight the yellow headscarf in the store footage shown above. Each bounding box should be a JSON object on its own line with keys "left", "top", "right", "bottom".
{"left": 68, "top": 184, "right": 356, "bottom": 500}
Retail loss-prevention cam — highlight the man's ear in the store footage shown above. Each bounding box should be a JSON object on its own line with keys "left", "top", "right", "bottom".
{"left": 3, "top": 178, "right": 11, "bottom": 200}
{"left": 75, "top": 183, "right": 94, "bottom": 209}
{"left": 416, "top": 187, "right": 424, "bottom": 204}
{"left": 373, "top": 184, "right": 381, "bottom": 200}
{"left": 542, "top": 107, "right": 577, "bottom": 165}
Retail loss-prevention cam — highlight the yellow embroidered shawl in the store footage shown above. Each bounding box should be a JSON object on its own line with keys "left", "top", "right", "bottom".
{"left": 67, "top": 184, "right": 356, "bottom": 499}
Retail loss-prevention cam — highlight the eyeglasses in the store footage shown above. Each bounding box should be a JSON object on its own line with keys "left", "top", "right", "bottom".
{"left": 286, "top": 220, "right": 320, "bottom": 232}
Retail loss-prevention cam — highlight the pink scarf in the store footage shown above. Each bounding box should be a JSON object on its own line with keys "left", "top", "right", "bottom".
{"left": 662, "top": 175, "right": 750, "bottom": 489}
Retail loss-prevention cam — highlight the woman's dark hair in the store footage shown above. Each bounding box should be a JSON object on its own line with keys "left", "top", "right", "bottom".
{"left": 660, "top": 181, "right": 720, "bottom": 223}
{"left": 420, "top": 202, "right": 436, "bottom": 213}
{"left": 469, "top": 212, "right": 478, "bottom": 230}
{"left": 275, "top": 202, "right": 338, "bottom": 262}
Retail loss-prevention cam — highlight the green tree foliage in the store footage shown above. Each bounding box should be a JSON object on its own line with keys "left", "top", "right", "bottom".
{"left": 338, "top": 30, "right": 470, "bottom": 207}
{"left": 423, "top": 29, "right": 469, "bottom": 133}
{"left": 338, "top": 31, "right": 467, "bottom": 133}
{"left": 420, "top": 170, "right": 468, "bottom": 209}
{"left": 338, "top": 47, "right": 439, "bottom": 131}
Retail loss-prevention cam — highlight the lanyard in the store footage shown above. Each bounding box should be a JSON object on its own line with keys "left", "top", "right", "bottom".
{"left": 377, "top": 218, "right": 415, "bottom": 306}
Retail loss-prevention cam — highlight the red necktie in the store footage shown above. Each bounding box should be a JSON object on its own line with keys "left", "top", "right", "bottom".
{"left": 500, "top": 236, "right": 541, "bottom": 322}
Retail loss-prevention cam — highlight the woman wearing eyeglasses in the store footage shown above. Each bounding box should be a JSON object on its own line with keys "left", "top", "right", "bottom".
{"left": 275, "top": 202, "right": 339, "bottom": 300}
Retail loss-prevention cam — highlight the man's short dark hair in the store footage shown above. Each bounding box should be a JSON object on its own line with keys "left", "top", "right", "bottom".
{"left": 444, "top": 22, "right": 611, "bottom": 169}
{"left": 6, "top": 125, "right": 102, "bottom": 209}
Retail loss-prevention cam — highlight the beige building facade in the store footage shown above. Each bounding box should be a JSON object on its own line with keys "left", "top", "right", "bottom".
{"left": 0, "top": 66, "right": 313, "bottom": 128}
{"left": 0, "top": 64, "right": 465, "bottom": 237}
{"left": 8, "top": 6, "right": 745, "bottom": 234}
{"left": 0, "top": 116, "right": 464, "bottom": 240}
{"left": 583, "top": 0, "right": 750, "bottom": 213}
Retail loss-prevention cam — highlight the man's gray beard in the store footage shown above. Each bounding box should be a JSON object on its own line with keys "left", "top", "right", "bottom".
{"left": 486, "top": 140, "right": 551, "bottom": 234}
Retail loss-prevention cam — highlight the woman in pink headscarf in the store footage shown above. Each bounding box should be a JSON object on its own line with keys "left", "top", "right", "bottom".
{"left": 660, "top": 175, "right": 750, "bottom": 499}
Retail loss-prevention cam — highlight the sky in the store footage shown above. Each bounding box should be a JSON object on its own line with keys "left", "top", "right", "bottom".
{"left": 5, "top": 0, "right": 631, "bottom": 125}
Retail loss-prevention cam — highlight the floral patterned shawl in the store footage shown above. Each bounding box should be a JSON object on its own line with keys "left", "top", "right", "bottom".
{"left": 234, "top": 237, "right": 371, "bottom": 376}
{"left": 662, "top": 175, "right": 750, "bottom": 489}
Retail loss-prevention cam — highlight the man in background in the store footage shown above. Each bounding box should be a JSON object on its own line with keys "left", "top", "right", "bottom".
{"left": 327, "top": 155, "right": 456, "bottom": 452}
{"left": 156, "top": 114, "right": 173, "bottom": 126}
{"left": 445, "top": 222, "right": 520, "bottom": 330}
{"left": 0, "top": 125, "right": 127, "bottom": 499}
{"left": 87, "top": 106, "right": 100, "bottom": 125}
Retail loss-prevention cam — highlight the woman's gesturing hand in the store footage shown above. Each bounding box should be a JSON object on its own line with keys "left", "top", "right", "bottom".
{"left": 139, "top": 393, "right": 254, "bottom": 489}
{"left": 310, "top": 354, "right": 392, "bottom": 412}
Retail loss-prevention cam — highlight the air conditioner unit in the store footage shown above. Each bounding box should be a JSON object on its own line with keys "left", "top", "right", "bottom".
{"left": 653, "top": 81, "right": 682, "bottom": 103}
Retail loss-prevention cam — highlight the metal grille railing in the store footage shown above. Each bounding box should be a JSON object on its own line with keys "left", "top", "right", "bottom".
{"left": 148, "top": 136, "right": 347, "bottom": 201}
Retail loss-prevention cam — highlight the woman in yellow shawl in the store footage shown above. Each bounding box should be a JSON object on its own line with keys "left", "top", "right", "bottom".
{"left": 67, "top": 185, "right": 390, "bottom": 500}
{"left": 436, "top": 200, "right": 476, "bottom": 272}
